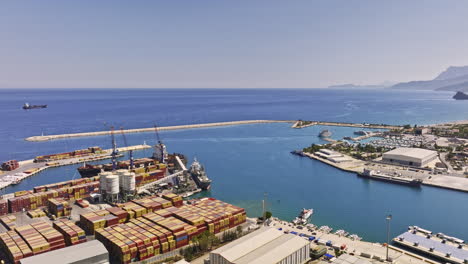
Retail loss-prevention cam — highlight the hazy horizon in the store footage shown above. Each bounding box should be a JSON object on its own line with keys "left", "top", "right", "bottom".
{"left": 1, "top": 1, "right": 468, "bottom": 88}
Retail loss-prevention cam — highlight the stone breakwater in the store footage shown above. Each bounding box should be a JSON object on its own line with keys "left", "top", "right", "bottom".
{"left": 25, "top": 120, "right": 294, "bottom": 142}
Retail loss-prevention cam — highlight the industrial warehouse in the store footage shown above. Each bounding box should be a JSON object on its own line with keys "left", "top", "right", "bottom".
{"left": 209, "top": 227, "right": 310, "bottom": 264}
{"left": 382, "top": 147, "right": 438, "bottom": 168}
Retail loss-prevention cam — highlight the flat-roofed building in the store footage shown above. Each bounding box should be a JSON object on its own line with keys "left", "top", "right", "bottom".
{"left": 382, "top": 148, "right": 437, "bottom": 167}
{"left": 210, "top": 227, "right": 310, "bottom": 264}
{"left": 20, "top": 240, "right": 109, "bottom": 264}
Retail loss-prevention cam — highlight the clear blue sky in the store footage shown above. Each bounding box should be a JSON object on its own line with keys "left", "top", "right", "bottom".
{"left": 1, "top": 0, "right": 468, "bottom": 88}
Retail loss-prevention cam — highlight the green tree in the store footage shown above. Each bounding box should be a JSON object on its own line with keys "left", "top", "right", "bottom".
{"left": 265, "top": 211, "right": 272, "bottom": 219}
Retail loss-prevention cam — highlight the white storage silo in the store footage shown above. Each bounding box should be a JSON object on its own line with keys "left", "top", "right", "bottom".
{"left": 122, "top": 172, "right": 136, "bottom": 192}
{"left": 99, "top": 171, "right": 113, "bottom": 193}
{"left": 106, "top": 175, "right": 120, "bottom": 195}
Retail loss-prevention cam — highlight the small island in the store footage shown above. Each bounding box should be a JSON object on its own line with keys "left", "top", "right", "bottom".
{"left": 453, "top": 91, "right": 468, "bottom": 100}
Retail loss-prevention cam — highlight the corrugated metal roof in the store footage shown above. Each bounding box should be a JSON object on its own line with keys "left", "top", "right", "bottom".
{"left": 211, "top": 227, "right": 309, "bottom": 263}
{"left": 211, "top": 227, "right": 283, "bottom": 262}
{"left": 235, "top": 234, "right": 309, "bottom": 264}
{"left": 20, "top": 240, "right": 109, "bottom": 264}
{"left": 384, "top": 148, "right": 437, "bottom": 160}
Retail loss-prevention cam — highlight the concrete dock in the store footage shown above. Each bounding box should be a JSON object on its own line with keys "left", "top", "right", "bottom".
{"left": 269, "top": 219, "right": 439, "bottom": 264}
{"left": 292, "top": 120, "right": 402, "bottom": 130}
{"left": 25, "top": 120, "right": 294, "bottom": 142}
{"left": 0, "top": 144, "right": 150, "bottom": 190}
{"left": 301, "top": 151, "right": 468, "bottom": 193}
{"left": 25, "top": 120, "right": 402, "bottom": 142}
{"left": 393, "top": 228, "right": 468, "bottom": 264}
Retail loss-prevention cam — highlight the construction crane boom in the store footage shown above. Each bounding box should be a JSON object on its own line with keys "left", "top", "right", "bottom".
{"left": 154, "top": 123, "right": 161, "bottom": 143}
{"left": 120, "top": 127, "right": 134, "bottom": 169}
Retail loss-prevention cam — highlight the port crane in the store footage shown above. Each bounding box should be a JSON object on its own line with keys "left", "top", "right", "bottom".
{"left": 110, "top": 126, "right": 118, "bottom": 171}
{"left": 153, "top": 123, "right": 167, "bottom": 163}
{"left": 120, "top": 127, "right": 134, "bottom": 169}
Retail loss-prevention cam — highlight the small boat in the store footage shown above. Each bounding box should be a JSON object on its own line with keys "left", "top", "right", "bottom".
{"left": 189, "top": 158, "right": 212, "bottom": 190}
{"left": 319, "top": 130, "right": 332, "bottom": 138}
{"left": 22, "top": 103, "right": 47, "bottom": 109}
{"left": 292, "top": 208, "right": 313, "bottom": 225}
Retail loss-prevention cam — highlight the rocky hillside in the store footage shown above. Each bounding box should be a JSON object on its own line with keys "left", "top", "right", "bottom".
{"left": 391, "top": 66, "right": 468, "bottom": 91}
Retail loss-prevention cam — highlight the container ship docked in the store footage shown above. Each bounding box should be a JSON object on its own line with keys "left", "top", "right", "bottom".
{"left": 77, "top": 142, "right": 186, "bottom": 178}
{"left": 358, "top": 169, "right": 422, "bottom": 187}
{"left": 292, "top": 208, "right": 313, "bottom": 225}
{"left": 188, "top": 158, "right": 211, "bottom": 190}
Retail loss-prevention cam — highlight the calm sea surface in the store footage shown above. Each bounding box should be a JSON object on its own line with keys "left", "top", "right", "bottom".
{"left": 1, "top": 88, "right": 468, "bottom": 242}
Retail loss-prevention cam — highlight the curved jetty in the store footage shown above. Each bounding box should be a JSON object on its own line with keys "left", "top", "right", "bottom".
{"left": 25, "top": 120, "right": 294, "bottom": 142}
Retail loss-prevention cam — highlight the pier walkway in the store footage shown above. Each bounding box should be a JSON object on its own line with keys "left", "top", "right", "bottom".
{"left": 292, "top": 120, "right": 402, "bottom": 130}
{"left": 25, "top": 120, "right": 294, "bottom": 142}
{"left": 25, "top": 120, "right": 402, "bottom": 142}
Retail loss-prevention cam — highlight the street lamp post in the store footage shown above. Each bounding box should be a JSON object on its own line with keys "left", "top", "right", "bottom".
{"left": 386, "top": 214, "right": 392, "bottom": 262}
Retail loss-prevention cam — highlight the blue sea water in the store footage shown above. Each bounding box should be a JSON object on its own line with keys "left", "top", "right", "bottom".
{"left": 1, "top": 88, "right": 468, "bottom": 242}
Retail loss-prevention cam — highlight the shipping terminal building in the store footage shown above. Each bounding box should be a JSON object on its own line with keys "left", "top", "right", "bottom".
{"left": 210, "top": 227, "right": 310, "bottom": 264}
{"left": 382, "top": 148, "right": 438, "bottom": 168}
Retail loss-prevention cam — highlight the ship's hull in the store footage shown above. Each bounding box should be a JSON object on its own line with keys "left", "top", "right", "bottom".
{"left": 78, "top": 167, "right": 102, "bottom": 178}
{"left": 77, "top": 154, "right": 185, "bottom": 178}
{"left": 23, "top": 105, "right": 47, "bottom": 109}
{"left": 190, "top": 173, "right": 211, "bottom": 190}
{"left": 357, "top": 173, "right": 422, "bottom": 187}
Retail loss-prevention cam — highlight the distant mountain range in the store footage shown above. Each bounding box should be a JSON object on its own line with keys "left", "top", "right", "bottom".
{"left": 390, "top": 66, "right": 468, "bottom": 92}
{"left": 326, "top": 66, "right": 468, "bottom": 92}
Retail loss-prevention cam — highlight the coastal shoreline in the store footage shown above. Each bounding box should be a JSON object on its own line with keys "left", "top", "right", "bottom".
{"left": 302, "top": 151, "right": 468, "bottom": 193}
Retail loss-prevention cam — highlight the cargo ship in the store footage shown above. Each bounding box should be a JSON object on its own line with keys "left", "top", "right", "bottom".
{"left": 319, "top": 130, "right": 332, "bottom": 137}
{"left": 189, "top": 158, "right": 211, "bottom": 190}
{"left": 22, "top": 103, "right": 47, "bottom": 109}
{"left": 292, "top": 208, "right": 313, "bottom": 225}
{"left": 358, "top": 169, "right": 422, "bottom": 187}
{"left": 77, "top": 142, "right": 185, "bottom": 178}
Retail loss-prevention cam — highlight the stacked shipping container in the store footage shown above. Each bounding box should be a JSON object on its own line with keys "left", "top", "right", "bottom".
{"left": 0, "top": 230, "right": 33, "bottom": 263}
{"left": 27, "top": 209, "right": 46, "bottom": 218}
{"left": 8, "top": 181, "right": 100, "bottom": 213}
{"left": 1, "top": 160, "right": 19, "bottom": 171}
{"left": 0, "top": 199, "right": 8, "bottom": 216}
{"left": 52, "top": 220, "right": 87, "bottom": 246}
{"left": 95, "top": 198, "right": 246, "bottom": 264}
{"left": 34, "top": 147, "right": 104, "bottom": 162}
{"left": 0, "top": 215, "right": 16, "bottom": 230}
{"left": 47, "top": 198, "right": 72, "bottom": 217}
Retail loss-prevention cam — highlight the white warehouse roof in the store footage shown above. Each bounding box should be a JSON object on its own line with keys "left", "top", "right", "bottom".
{"left": 211, "top": 227, "right": 309, "bottom": 264}
{"left": 235, "top": 234, "right": 309, "bottom": 264}
{"left": 383, "top": 148, "right": 437, "bottom": 161}
{"left": 20, "top": 240, "right": 109, "bottom": 264}
{"left": 211, "top": 227, "right": 283, "bottom": 262}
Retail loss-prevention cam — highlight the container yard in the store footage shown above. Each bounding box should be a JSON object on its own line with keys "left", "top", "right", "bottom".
{"left": 0, "top": 144, "right": 150, "bottom": 190}
{"left": 0, "top": 191, "right": 246, "bottom": 264}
